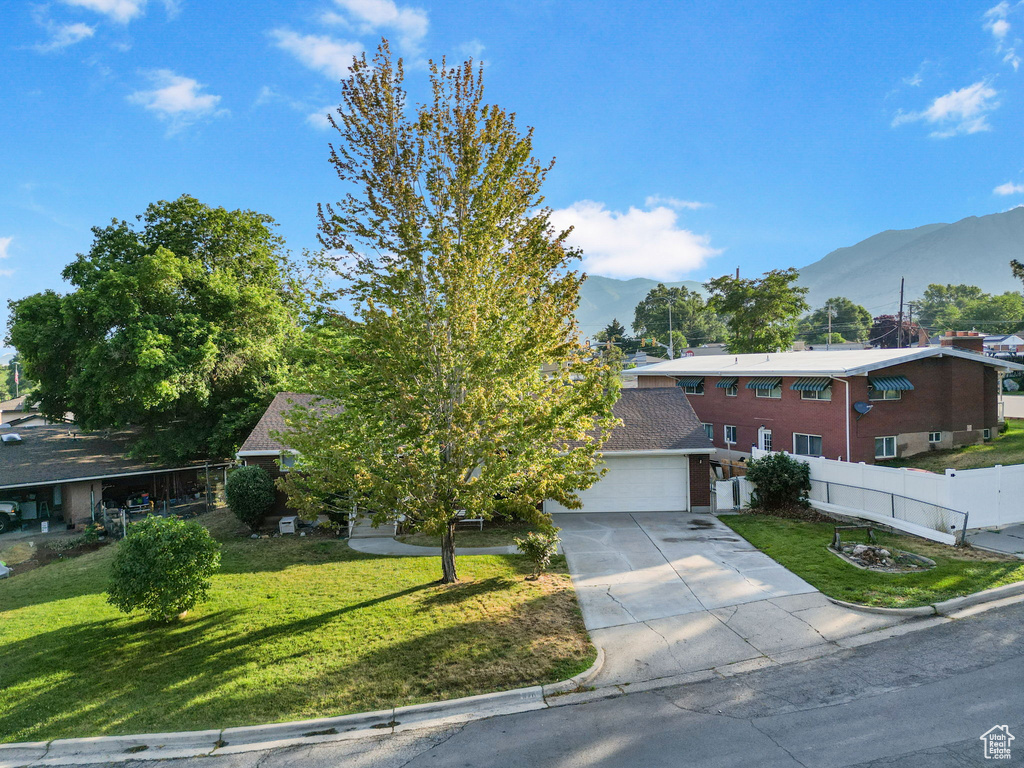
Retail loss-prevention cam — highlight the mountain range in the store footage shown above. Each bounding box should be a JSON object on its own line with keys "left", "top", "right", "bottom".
{"left": 578, "top": 208, "right": 1024, "bottom": 333}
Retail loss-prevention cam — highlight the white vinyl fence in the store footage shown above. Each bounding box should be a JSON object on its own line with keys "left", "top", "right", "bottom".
{"left": 717, "top": 449, "right": 1024, "bottom": 544}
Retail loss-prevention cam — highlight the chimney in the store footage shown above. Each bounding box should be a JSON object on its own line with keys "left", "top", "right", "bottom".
{"left": 940, "top": 330, "right": 985, "bottom": 354}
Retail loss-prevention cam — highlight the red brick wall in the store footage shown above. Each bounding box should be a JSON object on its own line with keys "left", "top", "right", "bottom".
{"left": 688, "top": 454, "right": 712, "bottom": 509}
{"left": 640, "top": 356, "right": 1000, "bottom": 463}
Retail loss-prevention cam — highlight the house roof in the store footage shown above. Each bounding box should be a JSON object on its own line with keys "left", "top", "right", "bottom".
{"left": 601, "top": 387, "right": 714, "bottom": 453}
{"left": 236, "top": 392, "right": 337, "bottom": 454}
{"left": 0, "top": 426, "right": 219, "bottom": 490}
{"left": 632, "top": 347, "right": 1024, "bottom": 378}
{"left": 0, "top": 396, "right": 31, "bottom": 412}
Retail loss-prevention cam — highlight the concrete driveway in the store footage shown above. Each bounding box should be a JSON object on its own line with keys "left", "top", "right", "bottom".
{"left": 555, "top": 512, "right": 907, "bottom": 686}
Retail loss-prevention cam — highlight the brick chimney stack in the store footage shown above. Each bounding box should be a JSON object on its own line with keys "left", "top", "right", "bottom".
{"left": 939, "top": 330, "right": 985, "bottom": 354}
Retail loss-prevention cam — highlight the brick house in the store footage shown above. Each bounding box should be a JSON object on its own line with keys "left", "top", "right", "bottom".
{"left": 632, "top": 338, "right": 1023, "bottom": 464}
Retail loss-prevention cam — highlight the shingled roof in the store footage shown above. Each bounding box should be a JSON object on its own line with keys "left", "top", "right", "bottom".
{"left": 236, "top": 393, "right": 338, "bottom": 454}
{"left": 0, "top": 426, "right": 217, "bottom": 490}
{"left": 602, "top": 387, "right": 713, "bottom": 452}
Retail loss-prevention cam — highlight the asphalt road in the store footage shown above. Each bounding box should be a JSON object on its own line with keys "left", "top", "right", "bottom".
{"left": 73, "top": 601, "right": 1024, "bottom": 768}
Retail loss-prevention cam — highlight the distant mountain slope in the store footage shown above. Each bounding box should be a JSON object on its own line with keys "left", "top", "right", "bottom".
{"left": 576, "top": 275, "right": 705, "bottom": 336}
{"left": 797, "top": 208, "right": 1024, "bottom": 312}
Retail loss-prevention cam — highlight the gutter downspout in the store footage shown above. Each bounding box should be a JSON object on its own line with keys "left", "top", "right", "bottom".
{"left": 834, "top": 377, "right": 851, "bottom": 462}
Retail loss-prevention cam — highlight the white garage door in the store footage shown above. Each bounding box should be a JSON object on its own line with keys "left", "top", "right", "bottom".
{"left": 544, "top": 454, "right": 690, "bottom": 514}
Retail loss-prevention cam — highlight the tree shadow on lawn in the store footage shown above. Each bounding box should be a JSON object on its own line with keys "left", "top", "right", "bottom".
{"left": 0, "top": 579, "right": 587, "bottom": 742}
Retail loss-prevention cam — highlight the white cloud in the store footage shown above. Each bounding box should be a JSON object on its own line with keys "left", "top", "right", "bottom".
{"left": 456, "top": 39, "right": 485, "bottom": 61}
{"left": 0, "top": 237, "right": 12, "bottom": 260}
{"left": 644, "top": 195, "right": 711, "bottom": 211}
{"left": 328, "top": 0, "right": 428, "bottom": 54}
{"left": 984, "top": 2, "right": 1022, "bottom": 70}
{"left": 271, "top": 29, "right": 362, "bottom": 80}
{"left": 994, "top": 181, "right": 1024, "bottom": 195}
{"left": 892, "top": 81, "right": 999, "bottom": 137}
{"left": 128, "top": 70, "right": 225, "bottom": 133}
{"left": 549, "top": 201, "right": 720, "bottom": 281}
{"left": 34, "top": 21, "right": 96, "bottom": 52}
{"left": 61, "top": 0, "right": 146, "bottom": 23}
{"left": 306, "top": 105, "right": 338, "bottom": 130}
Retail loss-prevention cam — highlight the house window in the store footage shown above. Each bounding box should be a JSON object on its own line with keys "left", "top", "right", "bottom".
{"left": 869, "top": 387, "right": 902, "bottom": 401}
{"left": 801, "top": 386, "right": 832, "bottom": 401}
{"left": 755, "top": 384, "right": 782, "bottom": 399}
{"left": 724, "top": 425, "right": 737, "bottom": 444}
{"left": 928, "top": 432, "right": 941, "bottom": 444}
{"left": 983, "top": 428, "right": 992, "bottom": 440}
{"left": 683, "top": 382, "right": 704, "bottom": 395}
{"left": 280, "top": 452, "right": 297, "bottom": 472}
{"left": 725, "top": 384, "right": 738, "bottom": 397}
{"left": 702, "top": 423, "right": 714, "bottom": 440}
{"left": 875, "top": 436, "right": 896, "bottom": 459}
{"left": 793, "top": 433, "right": 822, "bottom": 456}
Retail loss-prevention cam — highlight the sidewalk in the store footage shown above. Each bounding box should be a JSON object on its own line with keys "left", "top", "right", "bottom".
{"left": 554, "top": 512, "right": 907, "bottom": 687}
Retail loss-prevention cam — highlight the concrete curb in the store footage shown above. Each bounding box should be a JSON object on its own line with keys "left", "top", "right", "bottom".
{"left": 825, "top": 579, "right": 1024, "bottom": 617}
{"left": 0, "top": 645, "right": 606, "bottom": 768}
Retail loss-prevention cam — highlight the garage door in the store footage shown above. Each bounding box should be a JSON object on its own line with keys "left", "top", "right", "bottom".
{"left": 544, "top": 454, "right": 690, "bottom": 514}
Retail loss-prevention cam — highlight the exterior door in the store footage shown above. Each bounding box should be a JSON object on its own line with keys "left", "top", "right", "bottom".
{"left": 758, "top": 427, "right": 773, "bottom": 452}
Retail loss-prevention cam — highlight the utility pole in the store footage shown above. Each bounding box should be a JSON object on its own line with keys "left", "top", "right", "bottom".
{"left": 825, "top": 302, "right": 837, "bottom": 351}
{"left": 13, "top": 361, "right": 19, "bottom": 398}
{"left": 667, "top": 303, "right": 674, "bottom": 360}
{"left": 907, "top": 302, "right": 915, "bottom": 348}
{"left": 896, "top": 277, "right": 905, "bottom": 349}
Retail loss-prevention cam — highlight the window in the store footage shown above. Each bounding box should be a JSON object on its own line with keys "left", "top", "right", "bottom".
{"left": 280, "top": 452, "right": 297, "bottom": 472}
{"left": 793, "top": 433, "right": 822, "bottom": 456}
{"left": 983, "top": 428, "right": 992, "bottom": 440}
{"left": 683, "top": 382, "right": 704, "bottom": 395}
{"left": 928, "top": 432, "right": 941, "bottom": 444}
{"left": 801, "top": 386, "right": 832, "bottom": 401}
{"left": 869, "top": 387, "right": 902, "bottom": 401}
{"left": 725, "top": 384, "right": 738, "bottom": 397}
{"left": 702, "top": 423, "right": 714, "bottom": 440}
{"left": 755, "top": 384, "right": 782, "bottom": 399}
{"left": 875, "top": 436, "right": 896, "bottom": 459}
{"left": 724, "top": 425, "right": 737, "bottom": 444}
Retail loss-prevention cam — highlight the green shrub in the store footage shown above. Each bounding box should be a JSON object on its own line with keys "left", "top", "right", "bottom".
{"left": 745, "top": 452, "right": 811, "bottom": 513}
{"left": 226, "top": 465, "right": 277, "bottom": 532}
{"left": 515, "top": 530, "right": 560, "bottom": 579}
{"left": 107, "top": 516, "right": 221, "bottom": 621}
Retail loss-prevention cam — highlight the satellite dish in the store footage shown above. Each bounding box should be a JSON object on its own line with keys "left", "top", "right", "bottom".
{"left": 852, "top": 401, "right": 873, "bottom": 420}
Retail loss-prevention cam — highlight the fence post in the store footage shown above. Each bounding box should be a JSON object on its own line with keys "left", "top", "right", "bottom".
{"left": 891, "top": 494, "right": 895, "bottom": 518}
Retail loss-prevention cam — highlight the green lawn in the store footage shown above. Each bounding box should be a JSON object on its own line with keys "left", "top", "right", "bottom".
{"left": 721, "top": 514, "right": 1024, "bottom": 608}
{"left": 397, "top": 520, "right": 541, "bottom": 548}
{"left": 0, "top": 509, "right": 593, "bottom": 744}
{"left": 878, "top": 418, "right": 1024, "bottom": 472}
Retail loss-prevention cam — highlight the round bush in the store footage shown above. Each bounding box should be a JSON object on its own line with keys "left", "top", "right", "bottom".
{"left": 226, "top": 465, "right": 277, "bottom": 532}
{"left": 745, "top": 452, "right": 811, "bottom": 513}
{"left": 107, "top": 516, "right": 221, "bottom": 621}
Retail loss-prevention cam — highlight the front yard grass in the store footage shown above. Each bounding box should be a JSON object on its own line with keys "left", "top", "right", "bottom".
{"left": 721, "top": 513, "right": 1024, "bottom": 608}
{"left": 0, "top": 509, "right": 593, "bottom": 744}
{"left": 878, "top": 418, "right": 1024, "bottom": 472}
{"left": 397, "top": 520, "right": 541, "bottom": 548}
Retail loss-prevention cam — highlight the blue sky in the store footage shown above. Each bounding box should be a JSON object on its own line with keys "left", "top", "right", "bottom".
{"left": 3, "top": 0, "right": 1024, "bottom": 353}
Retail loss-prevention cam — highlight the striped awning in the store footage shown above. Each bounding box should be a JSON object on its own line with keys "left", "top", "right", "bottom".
{"left": 746, "top": 377, "right": 782, "bottom": 390}
{"left": 868, "top": 375, "right": 915, "bottom": 391}
{"left": 676, "top": 376, "right": 704, "bottom": 387}
{"left": 716, "top": 377, "right": 738, "bottom": 388}
{"left": 790, "top": 377, "right": 831, "bottom": 392}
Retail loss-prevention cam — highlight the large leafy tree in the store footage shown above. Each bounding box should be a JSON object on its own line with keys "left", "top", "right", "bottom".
{"left": 280, "top": 43, "right": 619, "bottom": 583}
{"left": 915, "top": 284, "right": 987, "bottom": 330}
{"left": 914, "top": 282, "right": 1024, "bottom": 336}
{"left": 704, "top": 268, "right": 808, "bottom": 353}
{"left": 798, "top": 297, "right": 872, "bottom": 343}
{"left": 6, "top": 195, "right": 304, "bottom": 461}
{"left": 632, "top": 284, "right": 726, "bottom": 351}
{"left": 868, "top": 314, "right": 925, "bottom": 348}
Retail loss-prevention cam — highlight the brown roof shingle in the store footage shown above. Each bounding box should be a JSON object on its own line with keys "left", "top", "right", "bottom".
{"left": 602, "top": 387, "right": 713, "bottom": 452}
{"left": 236, "top": 393, "right": 333, "bottom": 454}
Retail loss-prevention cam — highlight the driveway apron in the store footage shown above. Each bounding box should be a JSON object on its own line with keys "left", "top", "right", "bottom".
{"left": 555, "top": 512, "right": 906, "bottom": 686}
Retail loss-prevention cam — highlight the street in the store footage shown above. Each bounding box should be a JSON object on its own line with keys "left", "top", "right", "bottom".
{"left": 73, "top": 600, "right": 1024, "bottom": 768}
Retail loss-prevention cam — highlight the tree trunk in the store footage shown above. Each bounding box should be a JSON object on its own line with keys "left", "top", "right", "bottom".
{"left": 440, "top": 520, "right": 458, "bottom": 583}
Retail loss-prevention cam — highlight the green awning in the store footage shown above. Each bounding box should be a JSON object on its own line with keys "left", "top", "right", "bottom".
{"left": 790, "top": 377, "right": 831, "bottom": 392}
{"left": 716, "top": 377, "right": 738, "bottom": 388}
{"left": 868, "top": 376, "right": 914, "bottom": 391}
{"left": 746, "top": 377, "right": 782, "bottom": 390}
{"left": 676, "top": 376, "right": 704, "bottom": 387}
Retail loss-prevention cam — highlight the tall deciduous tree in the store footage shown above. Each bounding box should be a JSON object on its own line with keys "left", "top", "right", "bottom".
{"left": 631, "top": 284, "right": 726, "bottom": 350}
{"left": 6, "top": 195, "right": 304, "bottom": 461}
{"left": 914, "top": 282, "right": 1024, "bottom": 335}
{"left": 704, "top": 268, "right": 808, "bottom": 353}
{"left": 798, "top": 297, "right": 872, "bottom": 343}
{"left": 280, "top": 43, "right": 619, "bottom": 584}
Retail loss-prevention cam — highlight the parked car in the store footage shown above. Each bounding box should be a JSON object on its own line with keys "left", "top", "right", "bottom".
{"left": 0, "top": 501, "right": 21, "bottom": 533}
